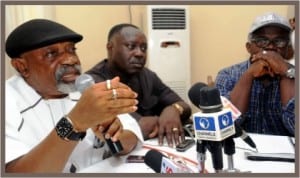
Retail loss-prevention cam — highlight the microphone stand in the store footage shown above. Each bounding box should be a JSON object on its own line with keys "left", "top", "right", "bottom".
{"left": 207, "top": 141, "right": 223, "bottom": 173}
{"left": 196, "top": 140, "right": 207, "bottom": 173}
{"left": 223, "top": 137, "right": 240, "bottom": 173}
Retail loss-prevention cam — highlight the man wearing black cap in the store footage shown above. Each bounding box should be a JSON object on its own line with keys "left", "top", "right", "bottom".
{"left": 5, "top": 19, "right": 143, "bottom": 173}
{"left": 215, "top": 12, "right": 295, "bottom": 136}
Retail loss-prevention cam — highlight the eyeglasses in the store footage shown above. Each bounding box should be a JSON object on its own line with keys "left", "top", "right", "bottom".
{"left": 250, "top": 37, "right": 289, "bottom": 48}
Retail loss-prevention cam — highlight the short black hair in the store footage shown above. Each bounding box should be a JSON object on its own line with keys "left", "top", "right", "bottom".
{"left": 107, "top": 23, "right": 139, "bottom": 41}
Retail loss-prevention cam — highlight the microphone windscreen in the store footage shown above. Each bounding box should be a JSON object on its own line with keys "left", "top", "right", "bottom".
{"left": 75, "top": 74, "right": 95, "bottom": 93}
{"left": 199, "top": 86, "right": 222, "bottom": 111}
{"left": 188, "top": 82, "right": 207, "bottom": 108}
{"left": 144, "top": 149, "right": 164, "bottom": 173}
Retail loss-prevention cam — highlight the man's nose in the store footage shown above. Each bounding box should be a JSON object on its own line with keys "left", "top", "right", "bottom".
{"left": 134, "top": 47, "right": 145, "bottom": 56}
{"left": 264, "top": 41, "right": 277, "bottom": 51}
{"left": 61, "top": 53, "right": 79, "bottom": 65}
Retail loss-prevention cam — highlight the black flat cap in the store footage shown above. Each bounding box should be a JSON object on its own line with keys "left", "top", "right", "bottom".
{"left": 6, "top": 19, "right": 83, "bottom": 58}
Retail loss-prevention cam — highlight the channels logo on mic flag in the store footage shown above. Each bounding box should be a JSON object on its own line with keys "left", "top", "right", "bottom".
{"left": 193, "top": 108, "right": 235, "bottom": 141}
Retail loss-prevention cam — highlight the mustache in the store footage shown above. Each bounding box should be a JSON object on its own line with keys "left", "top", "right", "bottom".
{"left": 55, "top": 64, "right": 82, "bottom": 81}
{"left": 129, "top": 57, "right": 145, "bottom": 64}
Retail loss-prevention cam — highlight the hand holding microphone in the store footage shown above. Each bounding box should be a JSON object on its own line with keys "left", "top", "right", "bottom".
{"left": 68, "top": 74, "right": 138, "bottom": 154}
{"left": 69, "top": 74, "right": 138, "bottom": 131}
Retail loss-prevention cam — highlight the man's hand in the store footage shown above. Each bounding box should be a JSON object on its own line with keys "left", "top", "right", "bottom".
{"left": 251, "top": 50, "right": 289, "bottom": 77}
{"left": 254, "top": 50, "right": 290, "bottom": 76}
{"left": 92, "top": 117, "right": 123, "bottom": 141}
{"left": 249, "top": 58, "right": 274, "bottom": 78}
{"left": 158, "top": 105, "right": 185, "bottom": 147}
{"left": 68, "top": 76, "right": 138, "bottom": 132}
{"left": 138, "top": 116, "right": 159, "bottom": 139}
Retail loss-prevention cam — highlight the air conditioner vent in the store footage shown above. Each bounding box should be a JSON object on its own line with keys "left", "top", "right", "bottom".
{"left": 151, "top": 8, "right": 186, "bottom": 30}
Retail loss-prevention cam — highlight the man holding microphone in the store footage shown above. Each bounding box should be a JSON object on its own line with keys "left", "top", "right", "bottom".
{"left": 5, "top": 19, "right": 142, "bottom": 173}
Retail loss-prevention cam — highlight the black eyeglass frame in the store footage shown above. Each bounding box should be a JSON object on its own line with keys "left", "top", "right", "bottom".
{"left": 250, "top": 37, "right": 290, "bottom": 48}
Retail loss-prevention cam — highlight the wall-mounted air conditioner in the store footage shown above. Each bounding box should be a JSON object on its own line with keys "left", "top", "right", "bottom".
{"left": 143, "top": 5, "right": 191, "bottom": 102}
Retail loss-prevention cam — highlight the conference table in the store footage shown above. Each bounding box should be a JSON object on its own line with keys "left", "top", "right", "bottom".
{"left": 79, "top": 133, "right": 295, "bottom": 173}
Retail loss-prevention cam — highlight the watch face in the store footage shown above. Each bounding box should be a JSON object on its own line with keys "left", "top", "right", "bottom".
{"left": 56, "top": 117, "right": 73, "bottom": 138}
{"left": 287, "top": 68, "right": 295, "bottom": 78}
{"left": 55, "top": 117, "right": 86, "bottom": 141}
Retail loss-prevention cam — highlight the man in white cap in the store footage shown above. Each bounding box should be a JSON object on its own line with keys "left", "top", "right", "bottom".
{"left": 215, "top": 12, "right": 295, "bottom": 136}
{"left": 5, "top": 19, "right": 143, "bottom": 173}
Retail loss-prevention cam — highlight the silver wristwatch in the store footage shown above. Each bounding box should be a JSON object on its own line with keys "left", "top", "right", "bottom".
{"left": 285, "top": 65, "right": 295, "bottom": 79}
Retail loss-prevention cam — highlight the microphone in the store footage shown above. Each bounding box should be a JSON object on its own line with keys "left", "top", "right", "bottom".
{"left": 233, "top": 122, "right": 257, "bottom": 150}
{"left": 188, "top": 82, "right": 207, "bottom": 109}
{"left": 75, "top": 74, "right": 124, "bottom": 155}
{"left": 75, "top": 73, "right": 95, "bottom": 93}
{"left": 144, "top": 149, "right": 194, "bottom": 173}
{"left": 189, "top": 83, "right": 236, "bottom": 172}
{"left": 189, "top": 82, "right": 256, "bottom": 149}
{"left": 191, "top": 84, "right": 235, "bottom": 141}
{"left": 188, "top": 82, "right": 255, "bottom": 173}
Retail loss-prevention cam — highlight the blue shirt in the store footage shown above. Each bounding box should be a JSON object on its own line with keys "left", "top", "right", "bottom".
{"left": 215, "top": 60, "right": 295, "bottom": 136}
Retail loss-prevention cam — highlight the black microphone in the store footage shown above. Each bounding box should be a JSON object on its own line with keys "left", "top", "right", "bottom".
{"left": 234, "top": 122, "right": 257, "bottom": 150}
{"left": 189, "top": 82, "right": 256, "bottom": 150}
{"left": 188, "top": 82, "right": 208, "bottom": 109}
{"left": 75, "top": 74, "right": 123, "bottom": 155}
{"left": 189, "top": 82, "right": 256, "bottom": 173}
{"left": 144, "top": 149, "right": 194, "bottom": 173}
{"left": 144, "top": 150, "right": 164, "bottom": 173}
{"left": 189, "top": 83, "right": 229, "bottom": 172}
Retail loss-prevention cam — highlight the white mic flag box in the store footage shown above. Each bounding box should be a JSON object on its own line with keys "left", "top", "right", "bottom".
{"left": 161, "top": 157, "right": 194, "bottom": 173}
{"left": 192, "top": 108, "right": 235, "bottom": 141}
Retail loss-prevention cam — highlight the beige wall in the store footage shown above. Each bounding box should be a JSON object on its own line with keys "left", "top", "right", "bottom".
{"left": 54, "top": 5, "right": 292, "bottom": 84}
{"left": 54, "top": 5, "right": 145, "bottom": 74}
{"left": 189, "top": 5, "right": 292, "bottom": 84}
{"left": 5, "top": 5, "right": 293, "bottom": 85}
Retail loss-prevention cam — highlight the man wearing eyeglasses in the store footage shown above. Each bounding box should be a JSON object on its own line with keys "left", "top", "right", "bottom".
{"left": 215, "top": 12, "right": 295, "bottom": 136}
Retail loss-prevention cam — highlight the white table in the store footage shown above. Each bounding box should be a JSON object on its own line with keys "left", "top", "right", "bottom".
{"left": 79, "top": 133, "right": 295, "bottom": 173}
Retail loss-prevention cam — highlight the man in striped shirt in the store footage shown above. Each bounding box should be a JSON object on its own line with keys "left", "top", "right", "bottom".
{"left": 215, "top": 12, "right": 295, "bottom": 136}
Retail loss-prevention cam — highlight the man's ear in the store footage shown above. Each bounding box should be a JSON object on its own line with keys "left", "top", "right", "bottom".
{"left": 246, "top": 42, "right": 252, "bottom": 53}
{"left": 283, "top": 44, "right": 294, "bottom": 60}
{"left": 11, "top": 58, "right": 29, "bottom": 78}
{"left": 107, "top": 41, "right": 113, "bottom": 49}
{"left": 107, "top": 42, "right": 113, "bottom": 56}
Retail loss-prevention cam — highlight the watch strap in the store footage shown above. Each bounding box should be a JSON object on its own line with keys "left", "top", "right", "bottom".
{"left": 172, "top": 103, "right": 184, "bottom": 115}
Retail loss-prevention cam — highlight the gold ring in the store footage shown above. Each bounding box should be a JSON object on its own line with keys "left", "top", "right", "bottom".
{"left": 106, "top": 80, "right": 111, "bottom": 90}
{"left": 172, "top": 127, "right": 179, "bottom": 132}
{"left": 112, "top": 89, "right": 118, "bottom": 100}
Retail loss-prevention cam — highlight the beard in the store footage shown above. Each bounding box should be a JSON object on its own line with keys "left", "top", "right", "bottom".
{"left": 55, "top": 64, "right": 82, "bottom": 94}
{"left": 57, "top": 82, "right": 77, "bottom": 94}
